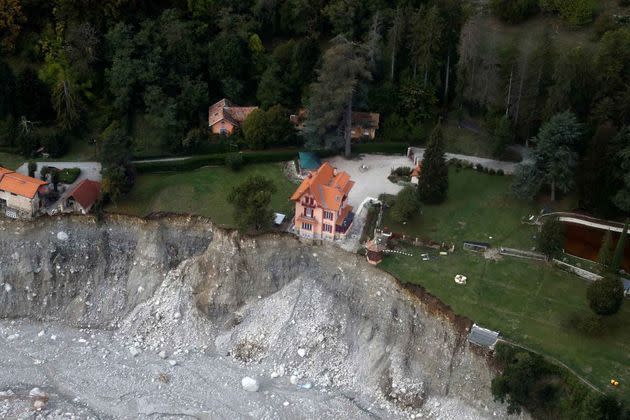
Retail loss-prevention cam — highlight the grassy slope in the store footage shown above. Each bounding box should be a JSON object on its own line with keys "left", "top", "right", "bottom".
{"left": 380, "top": 168, "right": 630, "bottom": 401}
{"left": 107, "top": 163, "right": 297, "bottom": 227}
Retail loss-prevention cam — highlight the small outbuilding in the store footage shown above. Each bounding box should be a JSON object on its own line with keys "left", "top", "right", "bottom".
{"left": 463, "top": 240, "right": 491, "bottom": 253}
{"left": 64, "top": 179, "right": 101, "bottom": 214}
{"left": 468, "top": 324, "right": 499, "bottom": 350}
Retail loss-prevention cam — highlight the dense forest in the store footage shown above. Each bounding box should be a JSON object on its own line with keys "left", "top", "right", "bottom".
{"left": 0, "top": 0, "right": 629, "bottom": 215}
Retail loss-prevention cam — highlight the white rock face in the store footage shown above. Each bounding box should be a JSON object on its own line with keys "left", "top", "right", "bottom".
{"left": 29, "top": 388, "right": 48, "bottom": 398}
{"left": 297, "top": 348, "right": 306, "bottom": 358}
{"left": 168, "top": 360, "right": 177, "bottom": 366}
{"left": 289, "top": 375, "right": 299, "bottom": 385}
{"left": 158, "top": 350, "right": 167, "bottom": 359}
{"left": 3, "top": 283, "right": 12, "bottom": 293}
{"left": 129, "top": 347, "right": 140, "bottom": 357}
{"left": 241, "top": 376, "right": 259, "bottom": 392}
{"left": 57, "top": 231, "right": 69, "bottom": 241}
{"left": 7, "top": 334, "right": 19, "bottom": 341}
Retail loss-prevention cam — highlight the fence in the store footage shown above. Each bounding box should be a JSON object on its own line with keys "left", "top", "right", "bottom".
{"left": 499, "top": 247, "right": 546, "bottom": 261}
{"left": 552, "top": 259, "right": 602, "bottom": 282}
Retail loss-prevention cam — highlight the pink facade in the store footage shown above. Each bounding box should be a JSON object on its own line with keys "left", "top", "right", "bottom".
{"left": 291, "top": 162, "right": 354, "bottom": 240}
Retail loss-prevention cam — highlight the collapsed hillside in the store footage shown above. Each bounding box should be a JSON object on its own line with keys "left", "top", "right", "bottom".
{"left": 0, "top": 215, "right": 522, "bottom": 418}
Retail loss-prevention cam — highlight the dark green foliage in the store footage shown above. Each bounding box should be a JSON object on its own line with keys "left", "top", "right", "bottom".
{"left": 491, "top": 344, "right": 557, "bottom": 415}
{"left": 227, "top": 175, "right": 277, "bottom": 231}
{"left": 225, "top": 153, "right": 244, "bottom": 171}
{"left": 587, "top": 275, "right": 624, "bottom": 316}
{"left": 98, "top": 122, "right": 134, "bottom": 202}
{"left": 417, "top": 123, "right": 448, "bottom": 204}
{"left": 540, "top": 0, "right": 598, "bottom": 26}
{"left": 577, "top": 123, "right": 620, "bottom": 217}
{"left": 241, "top": 105, "right": 296, "bottom": 149}
{"left": 537, "top": 217, "right": 565, "bottom": 258}
{"left": 614, "top": 128, "right": 630, "bottom": 213}
{"left": 610, "top": 221, "right": 628, "bottom": 273}
{"left": 530, "top": 111, "right": 583, "bottom": 201}
{"left": 568, "top": 311, "right": 603, "bottom": 336}
{"left": 491, "top": 342, "right": 610, "bottom": 418}
{"left": 490, "top": 115, "right": 513, "bottom": 158}
{"left": 490, "top": 0, "right": 539, "bottom": 23}
{"left": 391, "top": 186, "right": 420, "bottom": 223}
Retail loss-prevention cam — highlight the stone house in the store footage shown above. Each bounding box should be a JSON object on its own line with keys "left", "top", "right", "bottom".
{"left": 289, "top": 109, "right": 380, "bottom": 140}
{"left": 63, "top": 179, "right": 101, "bottom": 214}
{"left": 208, "top": 98, "right": 258, "bottom": 135}
{"left": 290, "top": 162, "right": 355, "bottom": 240}
{"left": 0, "top": 168, "right": 48, "bottom": 218}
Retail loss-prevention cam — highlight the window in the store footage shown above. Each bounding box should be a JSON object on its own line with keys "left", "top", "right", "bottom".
{"left": 324, "top": 210, "right": 333, "bottom": 220}
{"left": 301, "top": 222, "right": 312, "bottom": 231}
{"left": 304, "top": 207, "right": 313, "bottom": 218}
{"left": 323, "top": 224, "right": 333, "bottom": 233}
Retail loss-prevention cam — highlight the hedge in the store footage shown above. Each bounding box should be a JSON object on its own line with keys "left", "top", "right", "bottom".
{"left": 135, "top": 149, "right": 337, "bottom": 173}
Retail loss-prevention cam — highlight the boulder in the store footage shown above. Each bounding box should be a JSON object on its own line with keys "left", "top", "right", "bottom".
{"left": 241, "top": 376, "right": 259, "bottom": 392}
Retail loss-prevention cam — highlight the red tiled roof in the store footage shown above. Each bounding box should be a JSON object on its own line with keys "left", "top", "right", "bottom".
{"left": 208, "top": 98, "right": 258, "bottom": 127}
{"left": 290, "top": 162, "right": 354, "bottom": 212}
{"left": 0, "top": 171, "right": 47, "bottom": 198}
{"left": 69, "top": 179, "right": 101, "bottom": 210}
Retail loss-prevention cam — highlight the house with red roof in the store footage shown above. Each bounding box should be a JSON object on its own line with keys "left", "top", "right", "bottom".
{"left": 208, "top": 98, "right": 258, "bottom": 136}
{"left": 63, "top": 179, "right": 101, "bottom": 214}
{"left": 290, "top": 162, "right": 355, "bottom": 240}
{"left": 0, "top": 168, "right": 48, "bottom": 218}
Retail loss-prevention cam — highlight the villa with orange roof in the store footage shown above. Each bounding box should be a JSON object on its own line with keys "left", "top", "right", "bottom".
{"left": 290, "top": 162, "right": 355, "bottom": 240}
{"left": 0, "top": 167, "right": 48, "bottom": 218}
{"left": 208, "top": 98, "right": 258, "bottom": 136}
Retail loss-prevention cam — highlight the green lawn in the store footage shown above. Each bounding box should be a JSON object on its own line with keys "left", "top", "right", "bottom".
{"left": 379, "top": 167, "right": 630, "bottom": 401}
{"left": 380, "top": 251, "right": 630, "bottom": 402}
{"left": 383, "top": 167, "right": 540, "bottom": 249}
{"left": 107, "top": 163, "right": 297, "bottom": 227}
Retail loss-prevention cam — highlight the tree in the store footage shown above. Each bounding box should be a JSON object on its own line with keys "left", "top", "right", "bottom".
{"left": 417, "top": 123, "right": 448, "bottom": 204}
{"left": 98, "top": 122, "right": 134, "bottom": 202}
{"left": 614, "top": 128, "right": 630, "bottom": 212}
{"left": 242, "top": 106, "right": 295, "bottom": 149}
{"left": 610, "top": 221, "right": 628, "bottom": 274}
{"left": 587, "top": 275, "right": 624, "bottom": 316}
{"left": 387, "top": 7, "right": 405, "bottom": 81}
{"left": 408, "top": 5, "right": 443, "bottom": 85}
{"left": 537, "top": 217, "right": 564, "bottom": 259}
{"left": 0, "top": 0, "right": 25, "bottom": 51}
{"left": 597, "top": 230, "right": 614, "bottom": 273}
{"left": 391, "top": 186, "right": 420, "bottom": 223}
{"left": 304, "top": 35, "right": 370, "bottom": 157}
{"left": 27, "top": 161, "right": 37, "bottom": 177}
{"left": 531, "top": 111, "right": 583, "bottom": 201}
{"left": 492, "top": 115, "right": 513, "bottom": 157}
{"left": 490, "top": 0, "right": 539, "bottom": 23}
{"left": 227, "top": 176, "right": 277, "bottom": 232}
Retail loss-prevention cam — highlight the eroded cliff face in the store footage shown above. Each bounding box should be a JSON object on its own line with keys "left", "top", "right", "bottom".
{"left": 0, "top": 215, "right": 517, "bottom": 419}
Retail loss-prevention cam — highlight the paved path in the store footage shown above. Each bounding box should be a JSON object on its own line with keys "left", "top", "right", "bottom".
{"left": 132, "top": 156, "right": 190, "bottom": 163}
{"left": 408, "top": 146, "right": 532, "bottom": 175}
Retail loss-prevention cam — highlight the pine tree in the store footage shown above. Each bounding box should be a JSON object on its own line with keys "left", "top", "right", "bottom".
{"left": 597, "top": 230, "right": 613, "bottom": 273}
{"left": 610, "top": 221, "right": 628, "bottom": 274}
{"left": 417, "top": 123, "right": 448, "bottom": 204}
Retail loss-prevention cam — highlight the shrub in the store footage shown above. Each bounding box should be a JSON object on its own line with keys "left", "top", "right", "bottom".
{"left": 537, "top": 217, "right": 565, "bottom": 258}
{"left": 476, "top": 163, "right": 484, "bottom": 171}
{"left": 390, "top": 186, "right": 420, "bottom": 223}
{"left": 225, "top": 153, "right": 244, "bottom": 171}
{"left": 391, "top": 166, "right": 412, "bottom": 176}
{"left": 489, "top": 168, "right": 497, "bottom": 175}
{"left": 57, "top": 168, "right": 81, "bottom": 184}
{"left": 540, "top": 0, "right": 597, "bottom": 26}
{"left": 568, "top": 312, "right": 603, "bottom": 336}
{"left": 497, "top": 169, "right": 505, "bottom": 176}
{"left": 27, "top": 161, "right": 37, "bottom": 177}
{"left": 587, "top": 275, "right": 625, "bottom": 316}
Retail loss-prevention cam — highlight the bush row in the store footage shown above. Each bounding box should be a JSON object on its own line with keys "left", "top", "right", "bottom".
{"left": 135, "top": 149, "right": 337, "bottom": 174}
{"left": 448, "top": 158, "right": 505, "bottom": 176}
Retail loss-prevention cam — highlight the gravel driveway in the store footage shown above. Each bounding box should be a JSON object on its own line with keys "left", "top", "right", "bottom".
{"left": 327, "top": 149, "right": 528, "bottom": 209}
